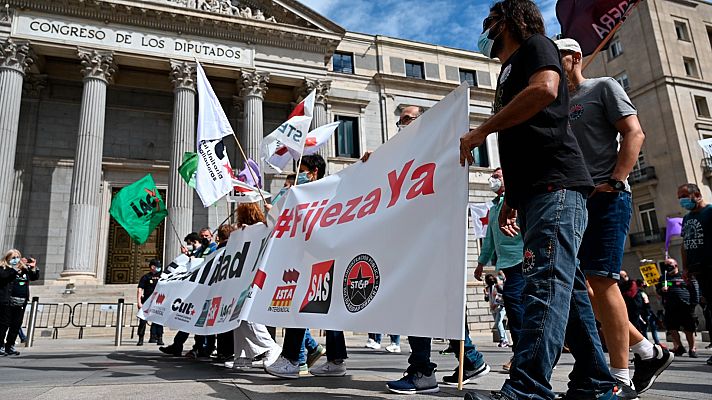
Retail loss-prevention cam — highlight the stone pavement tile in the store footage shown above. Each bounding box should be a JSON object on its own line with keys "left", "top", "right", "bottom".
{"left": 14, "top": 381, "right": 249, "bottom": 400}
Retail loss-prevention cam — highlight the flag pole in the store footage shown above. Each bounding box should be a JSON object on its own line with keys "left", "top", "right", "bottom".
{"left": 293, "top": 153, "right": 305, "bottom": 187}
{"left": 166, "top": 214, "right": 184, "bottom": 248}
{"left": 582, "top": 2, "right": 641, "bottom": 71}
{"left": 229, "top": 131, "right": 268, "bottom": 205}
{"left": 457, "top": 340, "right": 465, "bottom": 390}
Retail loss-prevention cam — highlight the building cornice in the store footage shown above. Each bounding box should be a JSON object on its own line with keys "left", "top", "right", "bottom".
{"left": 375, "top": 73, "right": 496, "bottom": 100}
{"left": 7, "top": 0, "right": 344, "bottom": 59}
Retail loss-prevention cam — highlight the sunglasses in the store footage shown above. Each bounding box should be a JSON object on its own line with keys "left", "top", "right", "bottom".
{"left": 396, "top": 114, "right": 418, "bottom": 128}
{"left": 482, "top": 16, "right": 501, "bottom": 32}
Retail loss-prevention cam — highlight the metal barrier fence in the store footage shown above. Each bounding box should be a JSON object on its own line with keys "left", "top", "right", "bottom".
{"left": 21, "top": 297, "right": 143, "bottom": 347}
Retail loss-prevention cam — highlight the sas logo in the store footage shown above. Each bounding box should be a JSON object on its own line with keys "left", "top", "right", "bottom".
{"left": 343, "top": 254, "right": 380, "bottom": 313}
{"left": 206, "top": 297, "right": 222, "bottom": 327}
{"left": 172, "top": 298, "right": 196, "bottom": 323}
{"left": 268, "top": 269, "right": 300, "bottom": 313}
{"left": 155, "top": 293, "right": 166, "bottom": 305}
{"left": 299, "top": 260, "right": 334, "bottom": 314}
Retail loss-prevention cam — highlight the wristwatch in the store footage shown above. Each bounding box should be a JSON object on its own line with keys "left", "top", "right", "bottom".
{"left": 607, "top": 178, "right": 625, "bottom": 191}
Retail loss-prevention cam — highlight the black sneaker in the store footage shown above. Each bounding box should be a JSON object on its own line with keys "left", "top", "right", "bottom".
{"left": 442, "top": 363, "right": 491, "bottom": 386}
{"left": 706, "top": 355, "right": 712, "bottom": 366}
{"left": 632, "top": 344, "right": 674, "bottom": 394}
{"left": 689, "top": 350, "right": 698, "bottom": 358}
{"left": 159, "top": 345, "right": 183, "bottom": 357}
{"left": 672, "top": 346, "right": 686, "bottom": 356}
{"left": 156, "top": 337, "right": 164, "bottom": 346}
{"left": 614, "top": 380, "right": 639, "bottom": 400}
{"left": 0, "top": 347, "right": 6, "bottom": 356}
{"left": 464, "top": 391, "right": 513, "bottom": 400}
{"left": 148, "top": 336, "right": 157, "bottom": 344}
{"left": 137, "top": 339, "right": 144, "bottom": 346}
{"left": 5, "top": 346, "right": 20, "bottom": 356}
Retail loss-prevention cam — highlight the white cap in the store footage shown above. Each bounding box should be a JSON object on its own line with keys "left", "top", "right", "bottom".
{"left": 555, "top": 38, "right": 582, "bottom": 54}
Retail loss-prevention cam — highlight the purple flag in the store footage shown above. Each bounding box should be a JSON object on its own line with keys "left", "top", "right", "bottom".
{"left": 556, "top": 0, "right": 640, "bottom": 56}
{"left": 665, "top": 217, "right": 683, "bottom": 251}
{"left": 237, "top": 159, "right": 262, "bottom": 189}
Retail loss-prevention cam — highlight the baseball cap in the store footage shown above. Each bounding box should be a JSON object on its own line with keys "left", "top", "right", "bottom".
{"left": 555, "top": 38, "right": 582, "bottom": 54}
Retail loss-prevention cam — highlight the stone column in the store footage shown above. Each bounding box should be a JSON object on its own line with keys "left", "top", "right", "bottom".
{"left": 303, "top": 79, "right": 331, "bottom": 160}
{"left": 62, "top": 48, "right": 116, "bottom": 278}
{"left": 0, "top": 39, "right": 33, "bottom": 249}
{"left": 5, "top": 74, "right": 46, "bottom": 250}
{"left": 239, "top": 70, "right": 269, "bottom": 164}
{"left": 166, "top": 60, "right": 196, "bottom": 261}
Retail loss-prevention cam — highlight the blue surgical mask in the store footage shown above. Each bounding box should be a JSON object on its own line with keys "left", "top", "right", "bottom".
{"left": 680, "top": 198, "right": 697, "bottom": 210}
{"left": 478, "top": 23, "right": 502, "bottom": 59}
{"left": 156, "top": 268, "right": 162, "bottom": 273}
{"left": 8, "top": 257, "right": 20, "bottom": 266}
{"left": 297, "top": 172, "right": 310, "bottom": 185}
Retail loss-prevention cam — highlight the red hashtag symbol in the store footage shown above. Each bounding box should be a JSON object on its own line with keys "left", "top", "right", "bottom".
{"left": 272, "top": 207, "right": 293, "bottom": 238}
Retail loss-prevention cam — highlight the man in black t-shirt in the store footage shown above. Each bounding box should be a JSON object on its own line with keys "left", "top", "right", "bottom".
{"left": 656, "top": 259, "right": 699, "bottom": 358}
{"left": 461, "top": 1, "right": 615, "bottom": 400}
{"left": 677, "top": 183, "right": 712, "bottom": 365}
{"left": 137, "top": 259, "right": 163, "bottom": 346}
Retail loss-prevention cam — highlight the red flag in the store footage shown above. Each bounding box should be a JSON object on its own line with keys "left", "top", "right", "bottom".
{"left": 556, "top": 0, "right": 640, "bottom": 56}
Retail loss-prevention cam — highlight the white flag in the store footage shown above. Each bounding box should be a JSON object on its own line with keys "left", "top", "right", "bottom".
{"left": 264, "top": 121, "right": 341, "bottom": 172}
{"left": 469, "top": 203, "right": 492, "bottom": 239}
{"left": 196, "top": 62, "right": 234, "bottom": 142}
{"left": 261, "top": 90, "right": 316, "bottom": 172}
{"left": 699, "top": 138, "right": 712, "bottom": 158}
{"left": 196, "top": 140, "right": 234, "bottom": 207}
{"left": 227, "top": 179, "right": 273, "bottom": 204}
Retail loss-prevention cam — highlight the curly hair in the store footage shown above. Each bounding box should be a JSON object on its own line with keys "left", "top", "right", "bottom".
{"left": 491, "top": 0, "right": 546, "bottom": 43}
{"left": 237, "top": 203, "right": 266, "bottom": 227}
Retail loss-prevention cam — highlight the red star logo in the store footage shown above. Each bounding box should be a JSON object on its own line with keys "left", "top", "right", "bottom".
{"left": 479, "top": 210, "right": 489, "bottom": 226}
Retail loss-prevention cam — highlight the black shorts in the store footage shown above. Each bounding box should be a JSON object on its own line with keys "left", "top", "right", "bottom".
{"left": 664, "top": 306, "right": 697, "bottom": 332}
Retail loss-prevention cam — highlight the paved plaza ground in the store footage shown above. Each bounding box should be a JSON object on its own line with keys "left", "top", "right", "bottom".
{"left": 0, "top": 335, "right": 710, "bottom": 399}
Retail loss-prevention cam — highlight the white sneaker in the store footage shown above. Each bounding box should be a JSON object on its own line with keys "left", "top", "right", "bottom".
{"left": 263, "top": 345, "right": 281, "bottom": 367}
{"left": 365, "top": 338, "right": 381, "bottom": 350}
{"left": 310, "top": 360, "right": 347, "bottom": 377}
{"left": 224, "top": 360, "right": 234, "bottom": 369}
{"left": 264, "top": 355, "right": 300, "bottom": 379}
{"left": 385, "top": 343, "right": 401, "bottom": 353}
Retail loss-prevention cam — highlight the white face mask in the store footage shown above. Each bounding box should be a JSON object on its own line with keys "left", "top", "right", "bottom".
{"left": 489, "top": 177, "right": 502, "bottom": 193}
{"left": 185, "top": 245, "right": 194, "bottom": 251}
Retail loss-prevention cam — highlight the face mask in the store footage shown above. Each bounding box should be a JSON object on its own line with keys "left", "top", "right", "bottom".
{"left": 8, "top": 257, "right": 20, "bottom": 266}
{"left": 680, "top": 198, "right": 697, "bottom": 211}
{"left": 185, "top": 245, "right": 194, "bottom": 251}
{"left": 155, "top": 268, "right": 162, "bottom": 273}
{"left": 297, "top": 172, "right": 310, "bottom": 185}
{"left": 489, "top": 177, "right": 502, "bottom": 193}
{"left": 477, "top": 23, "right": 501, "bottom": 59}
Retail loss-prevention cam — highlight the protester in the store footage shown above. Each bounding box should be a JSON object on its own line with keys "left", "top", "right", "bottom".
{"left": 136, "top": 259, "right": 164, "bottom": 346}
{"left": 181, "top": 232, "right": 201, "bottom": 257}
{"left": 555, "top": 37, "right": 669, "bottom": 397}
{"left": 266, "top": 154, "right": 349, "bottom": 379}
{"left": 460, "top": 1, "right": 617, "bottom": 398}
{"left": 677, "top": 182, "right": 712, "bottom": 366}
{"left": 618, "top": 271, "right": 645, "bottom": 335}
{"left": 484, "top": 274, "right": 508, "bottom": 348}
{"left": 226, "top": 204, "right": 281, "bottom": 369}
{"left": 0, "top": 250, "right": 39, "bottom": 356}
{"left": 198, "top": 227, "right": 218, "bottom": 256}
{"left": 475, "top": 167, "right": 524, "bottom": 372}
{"left": 657, "top": 258, "right": 700, "bottom": 358}
{"left": 373, "top": 107, "right": 490, "bottom": 394}
{"left": 365, "top": 333, "right": 401, "bottom": 353}
{"left": 636, "top": 279, "right": 662, "bottom": 346}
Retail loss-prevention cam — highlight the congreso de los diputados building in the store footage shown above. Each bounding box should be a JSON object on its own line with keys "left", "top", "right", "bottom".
{"left": 0, "top": 0, "right": 502, "bottom": 330}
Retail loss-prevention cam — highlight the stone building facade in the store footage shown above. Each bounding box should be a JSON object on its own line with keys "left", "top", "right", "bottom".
{"left": 585, "top": 0, "right": 712, "bottom": 271}
{"left": 0, "top": 1, "right": 501, "bottom": 332}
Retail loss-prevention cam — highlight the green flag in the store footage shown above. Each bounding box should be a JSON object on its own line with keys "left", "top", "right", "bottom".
{"left": 109, "top": 174, "right": 168, "bottom": 245}
{"left": 178, "top": 152, "right": 198, "bottom": 188}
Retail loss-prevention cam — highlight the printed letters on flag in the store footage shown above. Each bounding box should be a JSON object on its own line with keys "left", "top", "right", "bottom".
{"left": 264, "top": 121, "right": 341, "bottom": 172}
{"left": 109, "top": 174, "right": 167, "bottom": 245}
{"left": 195, "top": 140, "right": 234, "bottom": 207}
{"left": 556, "top": 0, "right": 640, "bottom": 56}
{"left": 261, "top": 90, "right": 316, "bottom": 172}
{"left": 227, "top": 179, "right": 272, "bottom": 204}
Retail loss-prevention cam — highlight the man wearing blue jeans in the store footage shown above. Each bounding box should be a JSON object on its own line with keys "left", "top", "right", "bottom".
{"left": 460, "top": 1, "right": 616, "bottom": 399}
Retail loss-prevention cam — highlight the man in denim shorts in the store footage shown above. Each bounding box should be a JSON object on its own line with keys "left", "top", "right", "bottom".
{"left": 557, "top": 38, "right": 673, "bottom": 398}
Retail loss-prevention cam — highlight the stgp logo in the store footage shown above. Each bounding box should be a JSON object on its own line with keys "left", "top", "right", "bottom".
{"left": 299, "top": 260, "right": 334, "bottom": 314}
{"left": 343, "top": 254, "right": 380, "bottom": 313}
{"left": 269, "top": 269, "right": 300, "bottom": 313}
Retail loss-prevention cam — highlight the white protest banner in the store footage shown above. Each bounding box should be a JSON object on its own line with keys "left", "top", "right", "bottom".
{"left": 139, "top": 224, "right": 270, "bottom": 334}
{"left": 195, "top": 139, "right": 234, "bottom": 207}
{"left": 239, "top": 84, "right": 470, "bottom": 340}
{"left": 469, "top": 203, "right": 492, "bottom": 239}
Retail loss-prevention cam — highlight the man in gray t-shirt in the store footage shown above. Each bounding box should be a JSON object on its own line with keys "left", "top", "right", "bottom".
{"left": 557, "top": 38, "right": 673, "bottom": 398}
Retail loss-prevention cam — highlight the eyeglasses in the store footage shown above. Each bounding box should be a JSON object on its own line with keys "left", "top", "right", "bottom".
{"left": 396, "top": 114, "right": 419, "bottom": 128}
{"left": 482, "top": 16, "right": 500, "bottom": 32}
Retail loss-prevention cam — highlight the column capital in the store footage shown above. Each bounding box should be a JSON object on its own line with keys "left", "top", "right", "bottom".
{"left": 22, "top": 73, "right": 47, "bottom": 99}
{"left": 169, "top": 60, "right": 196, "bottom": 92}
{"left": 239, "top": 70, "right": 269, "bottom": 99}
{"left": 302, "top": 78, "right": 331, "bottom": 105}
{"left": 0, "top": 39, "right": 34, "bottom": 75}
{"left": 78, "top": 48, "right": 116, "bottom": 83}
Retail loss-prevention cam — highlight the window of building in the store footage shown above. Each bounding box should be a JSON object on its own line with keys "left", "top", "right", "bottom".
{"left": 639, "top": 202, "right": 660, "bottom": 236}
{"left": 695, "top": 95, "right": 711, "bottom": 118}
{"left": 684, "top": 57, "right": 699, "bottom": 77}
{"left": 675, "top": 20, "right": 691, "bottom": 41}
{"left": 707, "top": 26, "right": 712, "bottom": 51}
{"left": 334, "top": 115, "right": 360, "bottom": 158}
{"left": 459, "top": 69, "right": 477, "bottom": 87}
{"left": 609, "top": 38, "right": 623, "bottom": 59}
{"left": 614, "top": 72, "right": 630, "bottom": 91}
{"left": 332, "top": 51, "right": 354, "bottom": 74}
{"left": 405, "top": 60, "right": 424, "bottom": 79}
{"left": 472, "top": 142, "right": 489, "bottom": 168}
